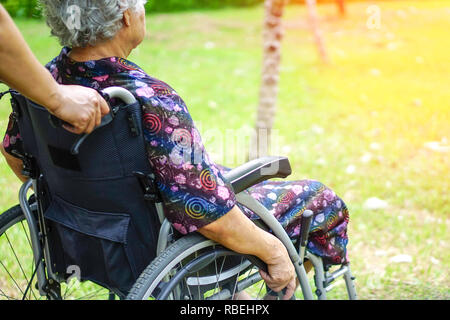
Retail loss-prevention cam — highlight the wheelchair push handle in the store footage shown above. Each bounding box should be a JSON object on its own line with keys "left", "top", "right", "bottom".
{"left": 296, "top": 209, "right": 314, "bottom": 264}
{"left": 101, "top": 86, "right": 137, "bottom": 105}
{"left": 299, "top": 210, "right": 314, "bottom": 248}
{"left": 49, "top": 87, "right": 137, "bottom": 155}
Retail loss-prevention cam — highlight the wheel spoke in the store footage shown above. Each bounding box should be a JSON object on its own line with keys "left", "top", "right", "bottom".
{"left": 62, "top": 280, "right": 77, "bottom": 299}
{"left": 1, "top": 206, "right": 113, "bottom": 300}
{"left": 0, "top": 287, "right": 14, "bottom": 300}
{"left": 256, "top": 274, "right": 266, "bottom": 299}
{"left": 0, "top": 259, "right": 25, "bottom": 298}
{"left": 3, "top": 223, "right": 40, "bottom": 300}
{"left": 20, "top": 221, "right": 32, "bottom": 250}
{"left": 159, "top": 250, "right": 261, "bottom": 300}
{"left": 231, "top": 256, "right": 244, "bottom": 299}
{"left": 75, "top": 287, "right": 107, "bottom": 300}
{"left": 5, "top": 233, "right": 31, "bottom": 291}
{"left": 126, "top": 234, "right": 272, "bottom": 301}
{"left": 213, "top": 251, "right": 227, "bottom": 295}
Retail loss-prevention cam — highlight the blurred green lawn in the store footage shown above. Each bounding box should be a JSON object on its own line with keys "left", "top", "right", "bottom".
{"left": 0, "top": 1, "right": 448, "bottom": 299}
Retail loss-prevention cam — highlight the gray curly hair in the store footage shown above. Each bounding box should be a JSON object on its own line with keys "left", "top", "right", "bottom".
{"left": 40, "top": 0, "right": 147, "bottom": 47}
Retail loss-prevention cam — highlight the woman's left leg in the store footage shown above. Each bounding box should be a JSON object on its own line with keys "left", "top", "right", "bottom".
{"left": 238, "top": 179, "right": 350, "bottom": 267}
{"left": 218, "top": 165, "right": 350, "bottom": 299}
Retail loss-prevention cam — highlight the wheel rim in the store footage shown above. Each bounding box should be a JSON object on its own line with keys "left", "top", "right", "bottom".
{"left": 0, "top": 209, "right": 38, "bottom": 300}
{"left": 140, "top": 240, "right": 268, "bottom": 300}
{"left": 0, "top": 205, "right": 117, "bottom": 300}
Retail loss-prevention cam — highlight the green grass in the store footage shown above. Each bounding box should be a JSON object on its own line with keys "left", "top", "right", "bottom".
{"left": 0, "top": 1, "right": 449, "bottom": 299}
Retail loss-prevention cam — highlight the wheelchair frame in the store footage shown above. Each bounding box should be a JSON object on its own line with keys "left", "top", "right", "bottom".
{"left": 4, "top": 86, "right": 357, "bottom": 300}
{"left": 153, "top": 187, "right": 357, "bottom": 300}
{"left": 17, "top": 173, "right": 357, "bottom": 300}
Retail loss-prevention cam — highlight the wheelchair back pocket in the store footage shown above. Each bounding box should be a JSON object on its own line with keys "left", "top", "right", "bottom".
{"left": 44, "top": 195, "right": 138, "bottom": 295}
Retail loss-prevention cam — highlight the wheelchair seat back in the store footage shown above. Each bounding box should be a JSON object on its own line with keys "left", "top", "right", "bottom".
{"left": 10, "top": 91, "right": 161, "bottom": 297}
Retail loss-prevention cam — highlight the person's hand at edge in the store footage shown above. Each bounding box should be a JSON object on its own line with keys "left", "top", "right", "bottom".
{"left": 48, "top": 85, "right": 110, "bottom": 134}
{"left": 0, "top": 5, "right": 109, "bottom": 135}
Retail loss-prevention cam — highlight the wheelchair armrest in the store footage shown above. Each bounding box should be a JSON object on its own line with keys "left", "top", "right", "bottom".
{"left": 223, "top": 156, "right": 292, "bottom": 194}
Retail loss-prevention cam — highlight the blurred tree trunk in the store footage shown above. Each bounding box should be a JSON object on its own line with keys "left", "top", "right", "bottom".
{"left": 251, "top": 0, "right": 287, "bottom": 159}
{"left": 306, "top": 0, "right": 329, "bottom": 64}
{"left": 336, "top": 0, "right": 346, "bottom": 17}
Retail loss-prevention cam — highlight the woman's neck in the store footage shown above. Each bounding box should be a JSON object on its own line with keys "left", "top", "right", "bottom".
{"left": 69, "top": 39, "right": 131, "bottom": 62}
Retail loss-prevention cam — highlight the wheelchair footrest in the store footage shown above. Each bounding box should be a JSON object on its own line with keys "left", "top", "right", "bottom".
{"left": 324, "top": 264, "right": 350, "bottom": 287}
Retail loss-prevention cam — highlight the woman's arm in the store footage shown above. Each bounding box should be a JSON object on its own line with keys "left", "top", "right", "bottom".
{"left": 198, "top": 205, "right": 296, "bottom": 299}
{"left": 0, "top": 5, "right": 109, "bottom": 134}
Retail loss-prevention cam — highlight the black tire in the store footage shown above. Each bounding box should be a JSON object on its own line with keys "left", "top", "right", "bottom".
{"left": 0, "top": 204, "right": 116, "bottom": 300}
{"left": 0, "top": 204, "right": 24, "bottom": 234}
{"left": 127, "top": 233, "right": 268, "bottom": 300}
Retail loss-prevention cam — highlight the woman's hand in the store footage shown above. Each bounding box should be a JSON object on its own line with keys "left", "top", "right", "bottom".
{"left": 198, "top": 205, "right": 297, "bottom": 300}
{"left": 48, "top": 85, "right": 110, "bottom": 134}
{"left": 258, "top": 238, "right": 297, "bottom": 300}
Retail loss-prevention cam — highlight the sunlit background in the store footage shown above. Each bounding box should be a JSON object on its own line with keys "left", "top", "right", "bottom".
{"left": 0, "top": 0, "right": 448, "bottom": 299}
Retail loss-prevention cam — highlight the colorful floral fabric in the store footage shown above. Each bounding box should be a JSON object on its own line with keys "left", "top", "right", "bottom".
{"left": 232, "top": 176, "right": 349, "bottom": 265}
{"left": 3, "top": 47, "right": 349, "bottom": 266}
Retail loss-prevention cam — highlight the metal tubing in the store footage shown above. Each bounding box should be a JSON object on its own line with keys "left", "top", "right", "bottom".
{"left": 102, "top": 86, "right": 137, "bottom": 104}
{"left": 155, "top": 202, "right": 166, "bottom": 225}
{"left": 156, "top": 219, "right": 172, "bottom": 255}
{"left": 32, "top": 179, "right": 59, "bottom": 282}
{"left": 343, "top": 265, "right": 358, "bottom": 300}
{"left": 299, "top": 247, "right": 306, "bottom": 264}
{"left": 305, "top": 252, "right": 327, "bottom": 300}
{"left": 19, "top": 179, "right": 47, "bottom": 297}
{"left": 297, "top": 210, "right": 313, "bottom": 262}
{"left": 325, "top": 265, "right": 349, "bottom": 286}
{"left": 208, "top": 272, "right": 262, "bottom": 300}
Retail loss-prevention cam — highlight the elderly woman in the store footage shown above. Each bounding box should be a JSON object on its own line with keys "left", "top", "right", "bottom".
{"left": 1, "top": 0, "right": 350, "bottom": 299}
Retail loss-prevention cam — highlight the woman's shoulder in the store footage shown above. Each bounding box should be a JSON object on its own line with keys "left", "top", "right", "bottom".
{"left": 140, "top": 76, "right": 178, "bottom": 98}
{"left": 119, "top": 68, "right": 178, "bottom": 97}
{"left": 116, "top": 67, "right": 184, "bottom": 105}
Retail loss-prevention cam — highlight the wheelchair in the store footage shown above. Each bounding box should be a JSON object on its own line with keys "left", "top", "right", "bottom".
{"left": 0, "top": 87, "right": 357, "bottom": 300}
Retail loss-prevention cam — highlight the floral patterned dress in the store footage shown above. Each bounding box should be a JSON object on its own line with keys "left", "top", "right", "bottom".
{"left": 3, "top": 47, "right": 350, "bottom": 266}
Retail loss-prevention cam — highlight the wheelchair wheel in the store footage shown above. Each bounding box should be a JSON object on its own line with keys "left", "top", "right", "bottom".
{"left": 127, "top": 233, "right": 269, "bottom": 300}
{"left": 0, "top": 204, "right": 117, "bottom": 300}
